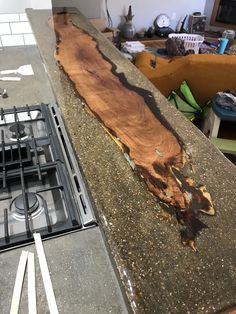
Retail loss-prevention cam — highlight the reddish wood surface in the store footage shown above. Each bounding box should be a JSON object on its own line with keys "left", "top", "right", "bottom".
{"left": 49, "top": 13, "right": 215, "bottom": 249}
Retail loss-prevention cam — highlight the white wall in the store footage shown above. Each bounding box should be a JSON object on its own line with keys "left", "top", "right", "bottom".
{"left": 204, "top": 0, "right": 215, "bottom": 29}
{"left": 0, "top": 0, "right": 207, "bottom": 31}
{"left": 103, "top": 0, "right": 207, "bottom": 31}
{"left": 0, "top": 0, "right": 51, "bottom": 12}
{"left": 52, "top": 0, "right": 207, "bottom": 31}
{"left": 51, "top": 0, "right": 103, "bottom": 19}
{"left": 0, "top": 0, "right": 103, "bottom": 18}
{"left": 30, "top": 0, "right": 52, "bottom": 10}
{"left": 0, "top": 0, "right": 31, "bottom": 13}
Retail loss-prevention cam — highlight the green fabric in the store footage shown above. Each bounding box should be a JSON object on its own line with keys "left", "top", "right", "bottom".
{"left": 180, "top": 80, "right": 202, "bottom": 112}
{"left": 168, "top": 91, "right": 197, "bottom": 121}
{"left": 211, "top": 138, "right": 236, "bottom": 155}
{"left": 167, "top": 81, "right": 207, "bottom": 122}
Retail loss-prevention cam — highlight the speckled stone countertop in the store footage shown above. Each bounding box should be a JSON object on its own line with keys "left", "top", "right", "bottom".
{"left": 0, "top": 46, "right": 129, "bottom": 314}
{"left": 27, "top": 8, "right": 236, "bottom": 314}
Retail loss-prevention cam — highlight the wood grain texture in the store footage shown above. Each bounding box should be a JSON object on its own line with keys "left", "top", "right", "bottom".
{"left": 49, "top": 13, "right": 215, "bottom": 249}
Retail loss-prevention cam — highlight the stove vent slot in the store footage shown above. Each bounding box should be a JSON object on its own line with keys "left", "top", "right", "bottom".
{"left": 51, "top": 108, "right": 74, "bottom": 171}
{"left": 79, "top": 194, "right": 87, "bottom": 214}
{"left": 74, "top": 175, "right": 81, "bottom": 192}
{"left": 54, "top": 116, "right": 59, "bottom": 127}
{"left": 51, "top": 106, "right": 56, "bottom": 115}
{"left": 58, "top": 127, "right": 73, "bottom": 171}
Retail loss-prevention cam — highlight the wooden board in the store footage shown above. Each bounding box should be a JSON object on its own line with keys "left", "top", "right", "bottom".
{"left": 140, "top": 39, "right": 166, "bottom": 48}
{"left": 10, "top": 251, "right": 28, "bottom": 314}
{"left": 34, "top": 233, "right": 58, "bottom": 314}
{"left": 49, "top": 13, "right": 215, "bottom": 250}
{"left": 28, "top": 252, "right": 37, "bottom": 314}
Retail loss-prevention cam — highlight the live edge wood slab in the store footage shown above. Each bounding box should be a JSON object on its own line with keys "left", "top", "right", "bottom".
{"left": 49, "top": 13, "right": 215, "bottom": 250}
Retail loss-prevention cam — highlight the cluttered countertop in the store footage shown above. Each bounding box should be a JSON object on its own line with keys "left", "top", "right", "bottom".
{"left": 1, "top": 7, "right": 235, "bottom": 314}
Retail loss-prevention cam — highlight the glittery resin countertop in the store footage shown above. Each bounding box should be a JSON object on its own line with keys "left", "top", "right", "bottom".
{"left": 27, "top": 8, "right": 236, "bottom": 314}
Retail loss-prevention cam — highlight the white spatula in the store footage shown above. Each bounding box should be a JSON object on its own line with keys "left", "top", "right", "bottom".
{"left": 0, "top": 77, "right": 21, "bottom": 81}
{"left": 0, "top": 64, "right": 34, "bottom": 76}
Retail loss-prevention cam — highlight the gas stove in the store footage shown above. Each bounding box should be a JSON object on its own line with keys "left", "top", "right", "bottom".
{"left": 0, "top": 103, "right": 96, "bottom": 251}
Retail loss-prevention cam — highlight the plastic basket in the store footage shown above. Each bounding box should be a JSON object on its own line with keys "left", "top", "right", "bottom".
{"left": 168, "top": 33, "right": 204, "bottom": 54}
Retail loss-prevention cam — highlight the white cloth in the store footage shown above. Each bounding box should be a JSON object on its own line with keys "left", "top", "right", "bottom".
{"left": 121, "top": 41, "right": 145, "bottom": 53}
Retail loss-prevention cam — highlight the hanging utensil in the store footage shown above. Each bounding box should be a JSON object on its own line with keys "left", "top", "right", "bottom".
{"left": 0, "top": 64, "right": 34, "bottom": 76}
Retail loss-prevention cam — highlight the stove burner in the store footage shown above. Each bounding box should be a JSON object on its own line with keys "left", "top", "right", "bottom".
{"left": 9, "top": 123, "right": 26, "bottom": 139}
{"left": 14, "top": 192, "right": 39, "bottom": 215}
{"left": 0, "top": 104, "right": 96, "bottom": 251}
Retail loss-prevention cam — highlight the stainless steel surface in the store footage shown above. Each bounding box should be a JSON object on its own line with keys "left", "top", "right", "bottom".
{"left": 49, "top": 104, "right": 96, "bottom": 227}
{"left": 0, "top": 104, "right": 97, "bottom": 251}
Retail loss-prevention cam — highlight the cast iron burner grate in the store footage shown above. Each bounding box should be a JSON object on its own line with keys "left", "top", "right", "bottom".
{"left": 0, "top": 103, "right": 97, "bottom": 251}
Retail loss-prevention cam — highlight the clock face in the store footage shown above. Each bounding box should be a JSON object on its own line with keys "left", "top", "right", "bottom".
{"left": 155, "top": 14, "right": 171, "bottom": 28}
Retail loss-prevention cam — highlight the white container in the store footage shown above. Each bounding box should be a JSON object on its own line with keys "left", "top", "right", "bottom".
{"left": 168, "top": 33, "right": 204, "bottom": 54}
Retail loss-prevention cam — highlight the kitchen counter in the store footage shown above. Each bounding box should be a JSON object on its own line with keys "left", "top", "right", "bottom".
{"left": 22, "top": 8, "right": 236, "bottom": 314}
{"left": 0, "top": 228, "right": 129, "bottom": 313}
{"left": 0, "top": 46, "right": 55, "bottom": 106}
{"left": 0, "top": 46, "right": 129, "bottom": 313}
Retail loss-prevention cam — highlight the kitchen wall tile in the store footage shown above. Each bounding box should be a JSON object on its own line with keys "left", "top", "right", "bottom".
{"left": 0, "top": 23, "right": 11, "bottom": 35}
{"left": 1, "top": 34, "right": 24, "bottom": 47}
{"left": 23, "top": 34, "right": 36, "bottom": 45}
{"left": 0, "top": 14, "right": 20, "bottom": 23}
{"left": 10, "top": 22, "right": 32, "bottom": 34}
{"left": 19, "top": 13, "right": 28, "bottom": 22}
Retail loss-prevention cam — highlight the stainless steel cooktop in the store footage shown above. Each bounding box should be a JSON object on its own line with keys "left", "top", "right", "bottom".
{"left": 0, "top": 103, "right": 97, "bottom": 251}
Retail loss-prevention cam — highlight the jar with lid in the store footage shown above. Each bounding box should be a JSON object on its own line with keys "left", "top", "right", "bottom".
{"left": 222, "top": 29, "right": 235, "bottom": 49}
